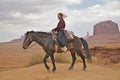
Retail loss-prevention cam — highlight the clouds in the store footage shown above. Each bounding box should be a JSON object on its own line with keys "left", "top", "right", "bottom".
{"left": 0, "top": 0, "right": 120, "bottom": 42}
{"left": 0, "top": 0, "right": 82, "bottom": 25}
{"left": 63, "top": 0, "right": 120, "bottom": 35}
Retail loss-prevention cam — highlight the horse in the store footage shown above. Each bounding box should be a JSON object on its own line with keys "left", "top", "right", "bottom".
{"left": 22, "top": 31, "right": 92, "bottom": 72}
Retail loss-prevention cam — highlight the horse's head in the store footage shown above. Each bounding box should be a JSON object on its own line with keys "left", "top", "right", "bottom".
{"left": 22, "top": 31, "right": 34, "bottom": 49}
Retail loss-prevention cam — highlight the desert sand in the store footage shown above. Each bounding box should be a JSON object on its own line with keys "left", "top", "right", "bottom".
{"left": 0, "top": 44, "right": 120, "bottom": 80}
{"left": 0, "top": 63, "right": 120, "bottom": 80}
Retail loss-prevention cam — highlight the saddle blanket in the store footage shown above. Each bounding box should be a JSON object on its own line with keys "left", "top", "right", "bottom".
{"left": 51, "top": 30, "right": 74, "bottom": 40}
{"left": 64, "top": 30, "right": 74, "bottom": 40}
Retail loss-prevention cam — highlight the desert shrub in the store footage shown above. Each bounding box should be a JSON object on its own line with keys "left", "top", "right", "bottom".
{"left": 55, "top": 54, "right": 70, "bottom": 63}
{"left": 76, "top": 56, "right": 97, "bottom": 63}
{"left": 76, "top": 57, "right": 82, "bottom": 63}
{"left": 90, "top": 56, "right": 97, "bottom": 63}
{"left": 25, "top": 53, "right": 44, "bottom": 67}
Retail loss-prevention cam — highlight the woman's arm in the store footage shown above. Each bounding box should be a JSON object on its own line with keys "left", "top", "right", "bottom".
{"left": 53, "top": 19, "right": 65, "bottom": 31}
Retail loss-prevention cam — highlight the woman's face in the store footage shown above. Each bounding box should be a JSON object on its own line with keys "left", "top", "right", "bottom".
{"left": 57, "top": 14, "right": 62, "bottom": 20}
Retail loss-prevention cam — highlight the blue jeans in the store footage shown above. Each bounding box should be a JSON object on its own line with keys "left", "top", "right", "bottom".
{"left": 57, "top": 30, "right": 67, "bottom": 47}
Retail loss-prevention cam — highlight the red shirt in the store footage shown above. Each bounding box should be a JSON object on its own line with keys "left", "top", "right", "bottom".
{"left": 54, "top": 19, "right": 65, "bottom": 31}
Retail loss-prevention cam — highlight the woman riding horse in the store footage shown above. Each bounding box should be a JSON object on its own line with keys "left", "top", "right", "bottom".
{"left": 23, "top": 31, "right": 92, "bottom": 72}
{"left": 52, "top": 13, "right": 67, "bottom": 52}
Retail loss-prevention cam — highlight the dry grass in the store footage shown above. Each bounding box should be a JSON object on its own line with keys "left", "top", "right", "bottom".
{"left": 75, "top": 56, "right": 97, "bottom": 64}
{"left": 25, "top": 52, "right": 72, "bottom": 67}
{"left": 25, "top": 53, "right": 44, "bottom": 67}
{"left": 26, "top": 53, "right": 71, "bottom": 67}
{"left": 55, "top": 54, "right": 70, "bottom": 63}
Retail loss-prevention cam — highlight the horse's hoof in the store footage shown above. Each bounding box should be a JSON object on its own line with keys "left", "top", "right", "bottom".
{"left": 47, "top": 69, "right": 50, "bottom": 72}
{"left": 83, "top": 68, "right": 86, "bottom": 71}
{"left": 46, "top": 68, "right": 50, "bottom": 72}
{"left": 46, "top": 66, "right": 50, "bottom": 71}
{"left": 68, "top": 67, "right": 73, "bottom": 70}
{"left": 52, "top": 70, "right": 56, "bottom": 73}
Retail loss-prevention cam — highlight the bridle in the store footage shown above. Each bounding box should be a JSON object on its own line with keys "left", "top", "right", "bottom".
{"left": 23, "top": 34, "right": 33, "bottom": 49}
{"left": 28, "top": 35, "right": 48, "bottom": 49}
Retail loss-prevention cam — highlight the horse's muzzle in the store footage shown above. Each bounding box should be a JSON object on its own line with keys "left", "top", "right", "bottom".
{"left": 23, "top": 46, "right": 27, "bottom": 49}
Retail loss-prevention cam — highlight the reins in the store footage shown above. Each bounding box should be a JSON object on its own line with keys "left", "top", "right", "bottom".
{"left": 28, "top": 35, "right": 48, "bottom": 49}
{"left": 29, "top": 43, "right": 37, "bottom": 48}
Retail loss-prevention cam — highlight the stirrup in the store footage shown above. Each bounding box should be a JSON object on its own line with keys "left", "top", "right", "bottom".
{"left": 61, "top": 46, "right": 67, "bottom": 52}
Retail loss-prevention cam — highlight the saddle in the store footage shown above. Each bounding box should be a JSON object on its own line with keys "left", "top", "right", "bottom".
{"left": 64, "top": 30, "right": 74, "bottom": 40}
{"left": 52, "top": 30, "right": 74, "bottom": 40}
{"left": 52, "top": 30, "right": 74, "bottom": 53}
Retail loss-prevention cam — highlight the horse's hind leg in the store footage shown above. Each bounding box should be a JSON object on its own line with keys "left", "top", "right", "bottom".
{"left": 68, "top": 50, "right": 76, "bottom": 70}
{"left": 76, "top": 50, "right": 87, "bottom": 71}
{"left": 43, "top": 54, "right": 50, "bottom": 72}
{"left": 50, "top": 54, "right": 56, "bottom": 72}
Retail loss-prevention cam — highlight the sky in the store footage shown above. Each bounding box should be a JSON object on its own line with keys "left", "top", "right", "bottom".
{"left": 0, "top": 0, "right": 120, "bottom": 42}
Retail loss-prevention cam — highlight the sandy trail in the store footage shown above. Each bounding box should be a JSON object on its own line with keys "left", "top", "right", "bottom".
{"left": 0, "top": 63, "right": 119, "bottom": 80}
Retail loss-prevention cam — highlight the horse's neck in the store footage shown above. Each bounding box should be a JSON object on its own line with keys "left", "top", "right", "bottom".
{"left": 33, "top": 33, "right": 51, "bottom": 45}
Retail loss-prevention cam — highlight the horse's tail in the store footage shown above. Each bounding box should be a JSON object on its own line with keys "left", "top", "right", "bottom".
{"left": 80, "top": 38, "right": 92, "bottom": 63}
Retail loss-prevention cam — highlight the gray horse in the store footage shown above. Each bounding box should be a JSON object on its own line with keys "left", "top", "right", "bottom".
{"left": 23, "top": 31, "right": 92, "bottom": 72}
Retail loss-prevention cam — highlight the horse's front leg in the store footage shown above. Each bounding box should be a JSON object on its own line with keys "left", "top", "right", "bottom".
{"left": 43, "top": 54, "right": 50, "bottom": 72}
{"left": 68, "top": 50, "right": 76, "bottom": 70}
{"left": 50, "top": 54, "right": 56, "bottom": 72}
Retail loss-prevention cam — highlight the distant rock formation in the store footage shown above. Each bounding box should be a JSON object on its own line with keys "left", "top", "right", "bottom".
{"left": 0, "top": 36, "right": 25, "bottom": 44}
{"left": 84, "top": 32, "right": 91, "bottom": 39}
{"left": 9, "top": 36, "right": 25, "bottom": 44}
{"left": 94, "top": 20, "right": 119, "bottom": 35}
{"left": 87, "top": 20, "right": 120, "bottom": 45}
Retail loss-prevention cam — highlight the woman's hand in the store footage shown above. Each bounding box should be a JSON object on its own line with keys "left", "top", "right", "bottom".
{"left": 51, "top": 29, "right": 54, "bottom": 32}
{"left": 52, "top": 29, "right": 57, "bottom": 34}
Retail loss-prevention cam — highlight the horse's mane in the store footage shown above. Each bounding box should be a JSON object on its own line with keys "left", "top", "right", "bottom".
{"left": 37, "top": 31, "right": 52, "bottom": 35}
{"left": 26, "top": 31, "right": 52, "bottom": 35}
{"left": 37, "top": 31, "right": 49, "bottom": 34}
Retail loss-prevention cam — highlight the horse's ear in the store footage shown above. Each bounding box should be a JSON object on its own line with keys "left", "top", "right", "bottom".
{"left": 25, "top": 31, "right": 29, "bottom": 35}
{"left": 25, "top": 31, "right": 34, "bottom": 35}
{"left": 30, "top": 31, "right": 34, "bottom": 33}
